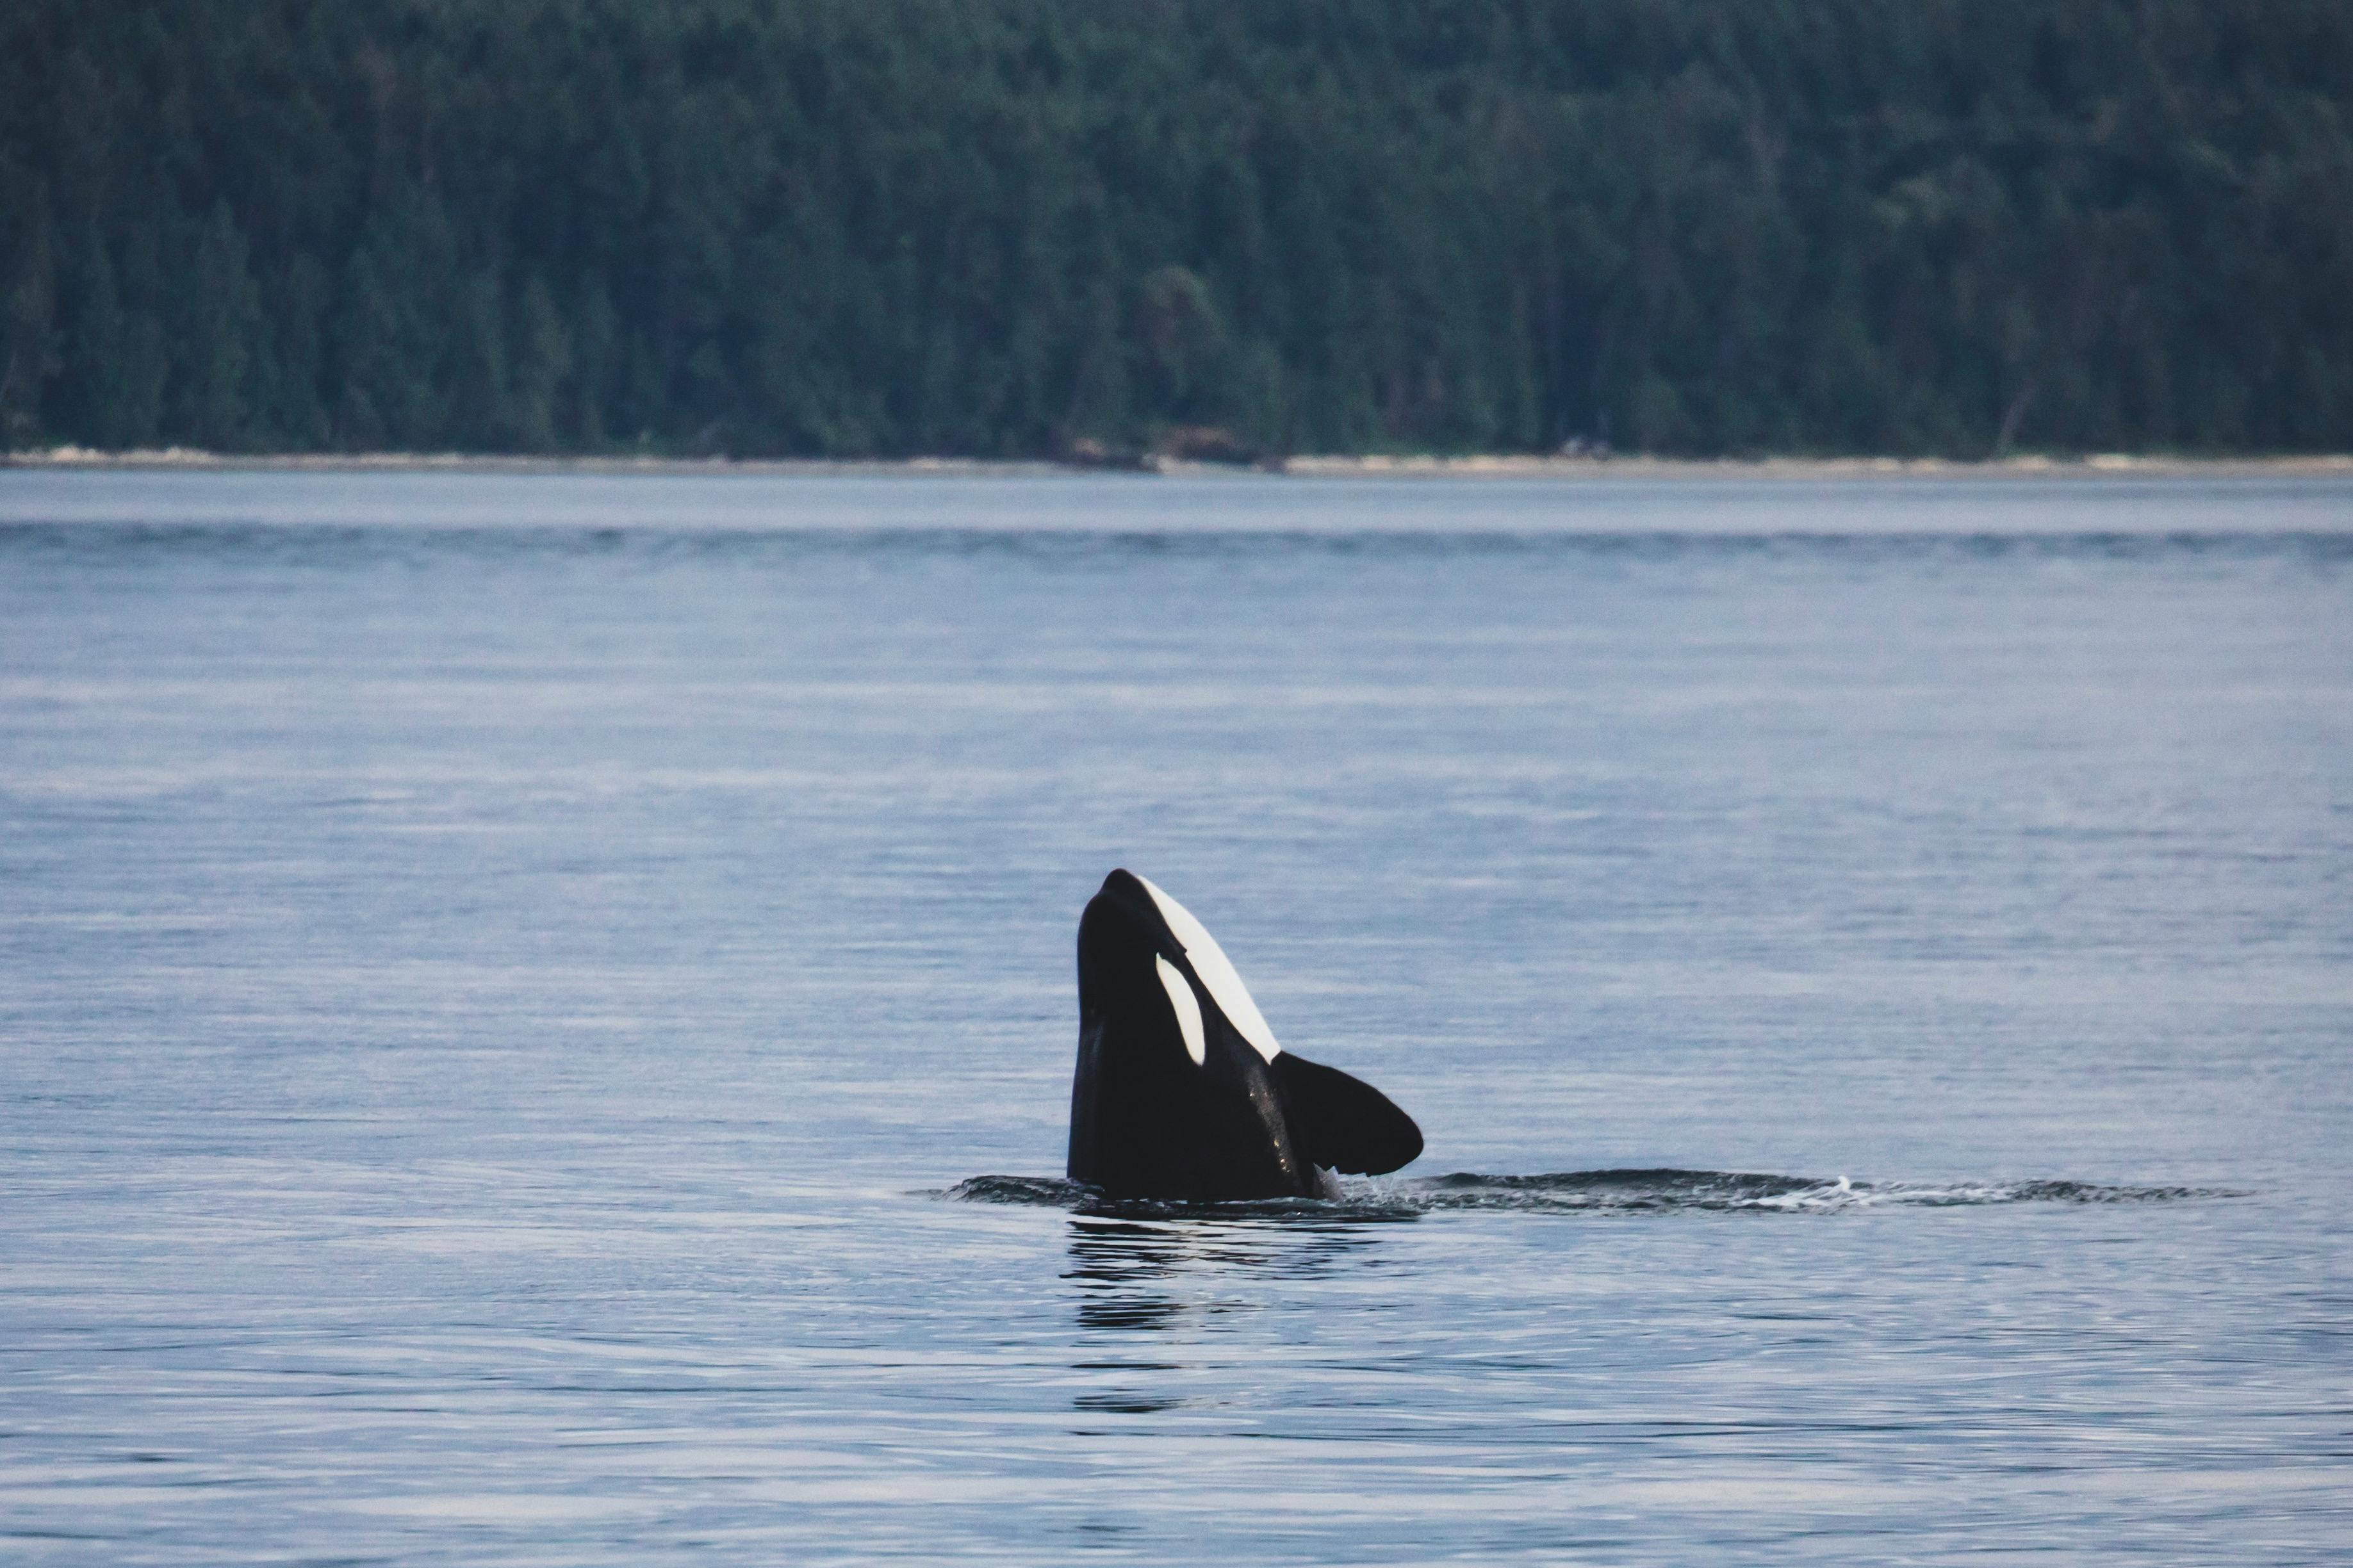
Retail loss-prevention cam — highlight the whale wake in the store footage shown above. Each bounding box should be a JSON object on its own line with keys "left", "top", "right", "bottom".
{"left": 942, "top": 1168, "right": 2241, "bottom": 1218}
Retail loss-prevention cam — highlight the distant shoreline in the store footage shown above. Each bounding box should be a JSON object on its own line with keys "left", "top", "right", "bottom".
{"left": 6, "top": 446, "right": 2352, "bottom": 482}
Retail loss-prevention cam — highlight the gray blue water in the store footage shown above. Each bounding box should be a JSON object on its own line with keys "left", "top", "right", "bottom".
{"left": 3, "top": 471, "right": 2349, "bottom": 1564}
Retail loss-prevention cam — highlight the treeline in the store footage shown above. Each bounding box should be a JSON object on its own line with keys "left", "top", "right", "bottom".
{"left": 2, "top": 0, "right": 2349, "bottom": 458}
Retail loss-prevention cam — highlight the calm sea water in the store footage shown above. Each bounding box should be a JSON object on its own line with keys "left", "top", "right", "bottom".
{"left": 3, "top": 471, "right": 2349, "bottom": 1565}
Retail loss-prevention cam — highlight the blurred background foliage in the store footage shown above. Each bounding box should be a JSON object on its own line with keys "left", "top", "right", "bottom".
{"left": 2, "top": 0, "right": 2348, "bottom": 457}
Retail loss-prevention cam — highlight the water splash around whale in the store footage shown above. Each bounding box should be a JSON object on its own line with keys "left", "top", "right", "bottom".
{"left": 942, "top": 1168, "right": 2243, "bottom": 1219}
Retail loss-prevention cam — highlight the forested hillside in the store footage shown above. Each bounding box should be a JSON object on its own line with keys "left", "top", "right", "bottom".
{"left": 3, "top": 1, "right": 2349, "bottom": 458}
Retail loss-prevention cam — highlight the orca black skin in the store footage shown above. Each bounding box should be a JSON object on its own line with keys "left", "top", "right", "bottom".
{"left": 1067, "top": 869, "right": 1423, "bottom": 1201}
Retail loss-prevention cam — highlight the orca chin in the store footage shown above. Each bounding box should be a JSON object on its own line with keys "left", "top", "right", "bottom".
{"left": 1067, "top": 869, "right": 1423, "bottom": 1202}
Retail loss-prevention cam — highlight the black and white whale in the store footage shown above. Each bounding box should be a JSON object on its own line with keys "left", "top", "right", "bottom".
{"left": 1067, "top": 869, "right": 1422, "bottom": 1201}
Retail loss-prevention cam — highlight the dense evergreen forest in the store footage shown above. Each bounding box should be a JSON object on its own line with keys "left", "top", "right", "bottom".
{"left": 2, "top": 1, "right": 2349, "bottom": 459}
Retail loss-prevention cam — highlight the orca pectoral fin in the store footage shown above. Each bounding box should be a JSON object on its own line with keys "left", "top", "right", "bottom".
{"left": 1270, "top": 1052, "right": 1423, "bottom": 1177}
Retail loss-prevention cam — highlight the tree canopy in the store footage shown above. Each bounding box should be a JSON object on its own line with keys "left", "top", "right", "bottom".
{"left": 3, "top": 0, "right": 2348, "bottom": 457}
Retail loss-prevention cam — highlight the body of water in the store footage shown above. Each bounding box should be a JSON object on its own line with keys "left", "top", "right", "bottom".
{"left": 3, "top": 471, "right": 2349, "bottom": 1564}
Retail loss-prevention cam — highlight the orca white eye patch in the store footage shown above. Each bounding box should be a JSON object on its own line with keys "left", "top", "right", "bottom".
{"left": 1154, "top": 954, "right": 1206, "bottom": 1066}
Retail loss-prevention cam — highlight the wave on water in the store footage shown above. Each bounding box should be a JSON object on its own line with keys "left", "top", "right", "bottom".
{"left": 940, "top": 1168, "right": 2242, "bottom": 1218}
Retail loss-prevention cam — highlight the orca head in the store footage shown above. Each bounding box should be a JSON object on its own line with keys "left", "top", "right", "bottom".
{"left": 1077, "top": 869, "right": 1283, "bottom": 1070}
{"left": 1067, "top": 869, "right": 1423, "bottom": 1202}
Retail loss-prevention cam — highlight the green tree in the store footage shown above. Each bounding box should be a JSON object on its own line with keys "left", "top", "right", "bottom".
{"left": 3, "top": 0, "right": 2349, "bottom": 457}
{"left": 0, "top": 176, "right": 58, "bottom": 447}
{"left": 172, "top": 201, "right": 263, "bottom": 451}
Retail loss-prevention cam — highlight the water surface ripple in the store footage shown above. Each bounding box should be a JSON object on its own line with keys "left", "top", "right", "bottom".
{"left": 946, "top": 1170, "right": 2245, "bottom": 1216}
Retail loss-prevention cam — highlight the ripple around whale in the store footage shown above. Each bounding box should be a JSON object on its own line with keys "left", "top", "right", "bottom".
{"left": 940, "top": 1169, "right": 2245, "bottom": 1219}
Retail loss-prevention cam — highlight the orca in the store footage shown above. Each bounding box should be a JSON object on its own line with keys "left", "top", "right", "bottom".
{"left": 1067, "top": 869, "right": 1423, "bottom": 1201}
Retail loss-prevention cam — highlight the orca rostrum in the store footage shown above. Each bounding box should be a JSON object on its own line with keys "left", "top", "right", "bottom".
{"left": 1067, "top": 869, "right": 1423, "bottom": 1201}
